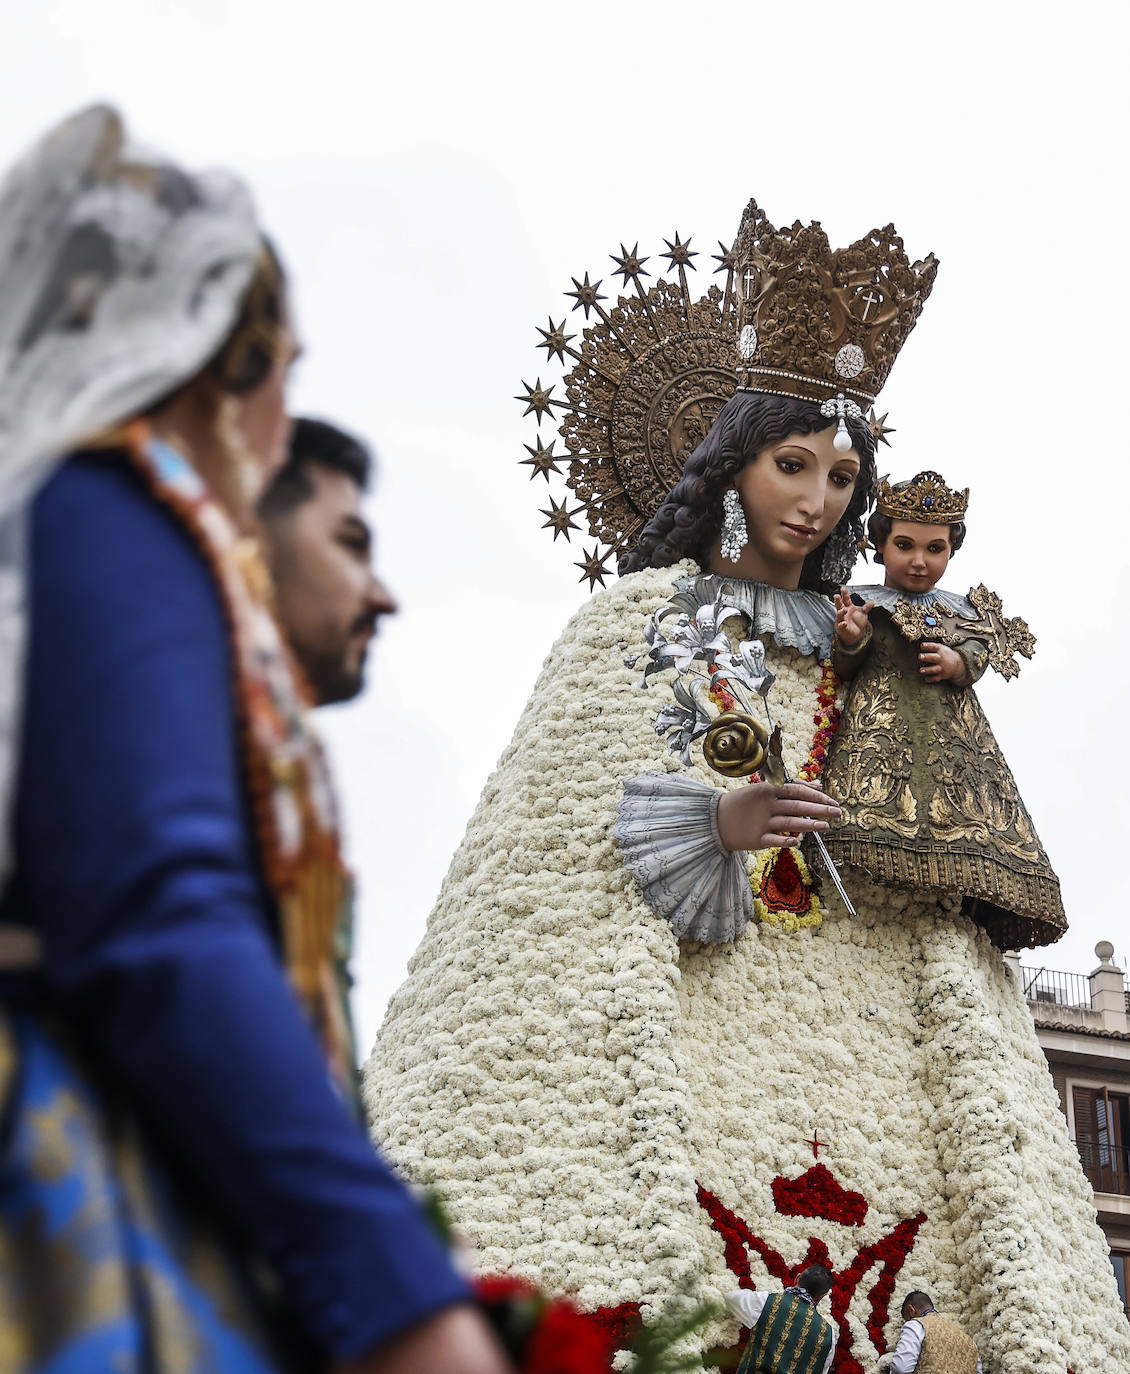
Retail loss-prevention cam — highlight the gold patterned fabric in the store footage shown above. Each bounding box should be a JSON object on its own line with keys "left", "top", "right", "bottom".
{"left": 0, "top": 1011, "right": 304, "bottom": 1373}
{"left": 915, "top": 1312, "right": 980, "bottom": 1373}
{"left": 823, "top": 614, "right": 1064, "bottom": 950}
{"left": 735, "top": 1292, "right": 833, "bottom": 1374}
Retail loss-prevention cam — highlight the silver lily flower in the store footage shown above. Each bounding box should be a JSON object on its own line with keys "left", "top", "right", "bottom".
{"left": 639, "top": 599, "right": 739, "bottom": 684}
{"left": 713, "top": 638, "right": 776, "bottom": 699}
{"left": 654, "top": 677, "right": 712, "bottom": 766}
{"left": 693, "top": 595, "right": 744, "bottom": 639}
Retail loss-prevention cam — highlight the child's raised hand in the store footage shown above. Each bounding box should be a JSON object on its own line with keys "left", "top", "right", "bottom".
{"left": 834, "top": 588, "right": 874, "bottom": 646}
{"left": 919, "top": 641, "right": 965, "bottom": 683}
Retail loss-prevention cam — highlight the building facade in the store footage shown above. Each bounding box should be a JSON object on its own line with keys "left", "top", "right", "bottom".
{"left": 1014, "top": 941, "right": 1130, "bottom": 1315}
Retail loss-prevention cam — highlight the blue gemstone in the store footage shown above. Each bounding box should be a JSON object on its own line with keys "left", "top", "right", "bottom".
{"left": 924, "top": 616, "right": 937, "bottom": 626}
{"left": 923, "top": 495, "right": 934, "bottom": 508}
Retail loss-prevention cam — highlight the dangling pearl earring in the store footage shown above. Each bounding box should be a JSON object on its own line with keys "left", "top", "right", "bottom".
{"left": 721, "top": 488, "right": 749, "bottom": 563}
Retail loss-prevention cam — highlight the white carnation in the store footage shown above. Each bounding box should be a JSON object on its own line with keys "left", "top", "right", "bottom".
{"left": 362, "top": 565, "right": 1129, "bottom": 1371}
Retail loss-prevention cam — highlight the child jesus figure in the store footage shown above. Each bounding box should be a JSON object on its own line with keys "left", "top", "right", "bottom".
{"left": 821, "top": 470, "right": 1064, "bottom": 951}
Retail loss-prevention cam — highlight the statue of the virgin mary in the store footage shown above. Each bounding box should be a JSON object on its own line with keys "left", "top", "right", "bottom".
{"left": 362, "top": 200, "right": 1126, "bottom": 1373}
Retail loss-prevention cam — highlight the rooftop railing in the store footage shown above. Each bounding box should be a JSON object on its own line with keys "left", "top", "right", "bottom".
{"left": 1021, "top": 966, "right": 1093, "bottom": 1010}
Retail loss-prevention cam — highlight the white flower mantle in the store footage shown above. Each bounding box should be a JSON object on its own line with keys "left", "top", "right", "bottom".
{"left": 361, "top": 564, "right": 1129, "bottom": 1371}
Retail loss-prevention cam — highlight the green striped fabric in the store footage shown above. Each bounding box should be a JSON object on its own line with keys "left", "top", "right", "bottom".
{"left": 736, "top": 1292, "right": 834, "bottom": 1374}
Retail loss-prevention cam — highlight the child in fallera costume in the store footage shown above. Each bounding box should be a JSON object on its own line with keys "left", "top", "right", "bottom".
{"left": 825, "top": 471, "right": 1064, "bottom": 950}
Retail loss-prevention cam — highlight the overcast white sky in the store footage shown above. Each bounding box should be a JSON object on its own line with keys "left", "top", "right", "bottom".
{"left": 3, "top": 1, "right": 1126, "bottom": 1054}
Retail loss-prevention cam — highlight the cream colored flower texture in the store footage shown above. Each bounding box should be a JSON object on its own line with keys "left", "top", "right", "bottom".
{"left": 363, "top": 565, "right": 1129, "bottom": 1372}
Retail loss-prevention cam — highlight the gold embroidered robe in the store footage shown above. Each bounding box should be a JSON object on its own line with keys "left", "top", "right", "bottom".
{"left": 823, "top": 612, "right": 1064, "bottom": 950}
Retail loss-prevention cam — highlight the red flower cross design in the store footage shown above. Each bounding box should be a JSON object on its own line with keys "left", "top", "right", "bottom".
{"left": 698, "top": 1176, "right": 926, "bottom": 1374}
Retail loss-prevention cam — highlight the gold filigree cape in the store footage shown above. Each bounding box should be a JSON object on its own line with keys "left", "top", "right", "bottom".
{"left": 823, "top": 613, "right": 1064, "bottom": 950}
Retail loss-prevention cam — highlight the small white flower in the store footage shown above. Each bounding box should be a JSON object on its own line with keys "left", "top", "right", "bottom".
{"left": 361, "top": 564, "right": 1128, "bottom": 1374}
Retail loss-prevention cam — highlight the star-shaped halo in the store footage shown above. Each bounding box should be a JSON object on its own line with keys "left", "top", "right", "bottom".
{"left": 536, "top": 316, "right": 574, "bottom": 364}
{"left": 575, "top": 544, "right": 614, "bottom": 589}
{"left": 661, "top": 232, "right": 698, "bottom": 271}
{"left": 520, "top": 437, "right": 563, "bottom": 482}
{"left": 610, "top": 242, "right": 650, "bottom": 285}
{"left": 514, "top": 377, "right": 563, "bottom": 426}
{"left": 565, "top": 272, "right": 606, "bottom": 318}
{"left": 540, "top": 497, "right": 582, "bottom": 541}
{"left": 866, "top": 408, "right": 896, "bottom": 447}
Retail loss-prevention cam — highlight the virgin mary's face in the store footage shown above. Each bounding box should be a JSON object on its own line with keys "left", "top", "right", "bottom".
{"left": 718, "top": 426, "right": 860, "bottom": 588}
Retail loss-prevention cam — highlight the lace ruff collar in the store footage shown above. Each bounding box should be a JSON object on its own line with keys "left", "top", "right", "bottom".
{"left": 673, "top": 573, "right": 835, "bottom": 659}
{"left": 850, "top": 583, "right": 975, "bottom": 617}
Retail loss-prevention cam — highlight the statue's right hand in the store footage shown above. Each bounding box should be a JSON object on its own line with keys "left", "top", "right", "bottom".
{"left": 717, "top": 780, "right": 842, "bottom": 852}
{"left": 333, "top": 1306, "right": 513, "bottom": 1374}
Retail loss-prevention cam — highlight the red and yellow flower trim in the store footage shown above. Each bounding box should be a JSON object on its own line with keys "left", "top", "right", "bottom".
{"left": 707, "top": 673, "right": 737, "bottom": 714}
{"left": 798, "top": 656, "right": 841, "bottom": 783}
{"left": 750, "top": 845, "right": 822, "bottom": 931}
{"left": 709, "top": 656, "right": 842, "bottom": 932}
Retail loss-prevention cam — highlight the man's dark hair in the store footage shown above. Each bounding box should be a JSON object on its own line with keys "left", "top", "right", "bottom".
{"left": 259, "top": 417, "right": 371, "bottom": 518}
{"left": 902, "top": 1291, "right": 933, "bottom": 1316}
{"left": 798, "top": 1264, "right": 834, "bottom": 1303}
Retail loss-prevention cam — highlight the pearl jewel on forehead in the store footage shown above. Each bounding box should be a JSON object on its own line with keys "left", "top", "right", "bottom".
{"left": 820, "top": 392, "right": 863, "bottom": 452}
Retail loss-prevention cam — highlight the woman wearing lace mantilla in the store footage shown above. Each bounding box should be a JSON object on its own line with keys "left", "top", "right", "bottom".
{"left": 0, "top": 108, "right": 504, "bottom": 1374}
{"left": 363, "top": 200, "right": 1128, "bottom": 1372}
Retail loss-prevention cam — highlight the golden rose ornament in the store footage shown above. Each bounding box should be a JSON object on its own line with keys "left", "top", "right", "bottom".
{"left": 702, "top": 711, "right": 768, "bottom": 777}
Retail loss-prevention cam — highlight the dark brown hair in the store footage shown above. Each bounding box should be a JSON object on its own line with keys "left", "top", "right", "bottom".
{"left": 799, "top": 1264, "right": 835, "bottom": 1303}
{"left": 259, "top": 417, "right": 372, "bottom": 519}
{"left": 901, "top": 1291, "right": 934, "bottom": 1316}
{"left": 618, "top": 391, "right": 877, "bottom": 594}
{"left": 867, "top": 508, "right": 966, "bottom": 565}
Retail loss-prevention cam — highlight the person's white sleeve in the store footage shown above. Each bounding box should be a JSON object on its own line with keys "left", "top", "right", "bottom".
{"left": 976, "top": 1361, "right": 982, "bottom": 1374}
{"left": 890, "top": 1318, "right": 925, "bottom": 1373}
{"left": 724, "top": 1289, "right": 770, "bottom": 1328}
{"left": 821, "top": 1332, "right": 835, "bottom": 1374}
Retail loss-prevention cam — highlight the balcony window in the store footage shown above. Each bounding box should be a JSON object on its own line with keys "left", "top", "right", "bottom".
{"left": 1073, "top": 1086, "right": 1130, "bottom": 1196}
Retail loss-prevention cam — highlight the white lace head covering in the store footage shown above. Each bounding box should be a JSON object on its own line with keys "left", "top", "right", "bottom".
{"left": 0, "top": 105, "right": 264, "bottom": 887}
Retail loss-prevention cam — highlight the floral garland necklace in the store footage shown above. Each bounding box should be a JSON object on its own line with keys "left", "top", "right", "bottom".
{"left": 118, "top": 422, "right": 357, "bottom": 1098}
{"left": 799, "top": 657, "right": 842, "bottom": 783}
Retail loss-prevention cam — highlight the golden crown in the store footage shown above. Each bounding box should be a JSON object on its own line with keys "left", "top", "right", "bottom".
{"left": 875, "top": 470, "right": 969, "bottom": 524}
{"left": 515, "top": 197, "right": 938, "bottom": 587}
{"left": 732, "top": 201, "right": 938, "bottom": 444}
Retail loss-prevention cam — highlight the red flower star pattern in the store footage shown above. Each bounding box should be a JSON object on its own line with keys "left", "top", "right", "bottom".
{"left": 698, "top": 1181, "right": 926, "bottom": 1373}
